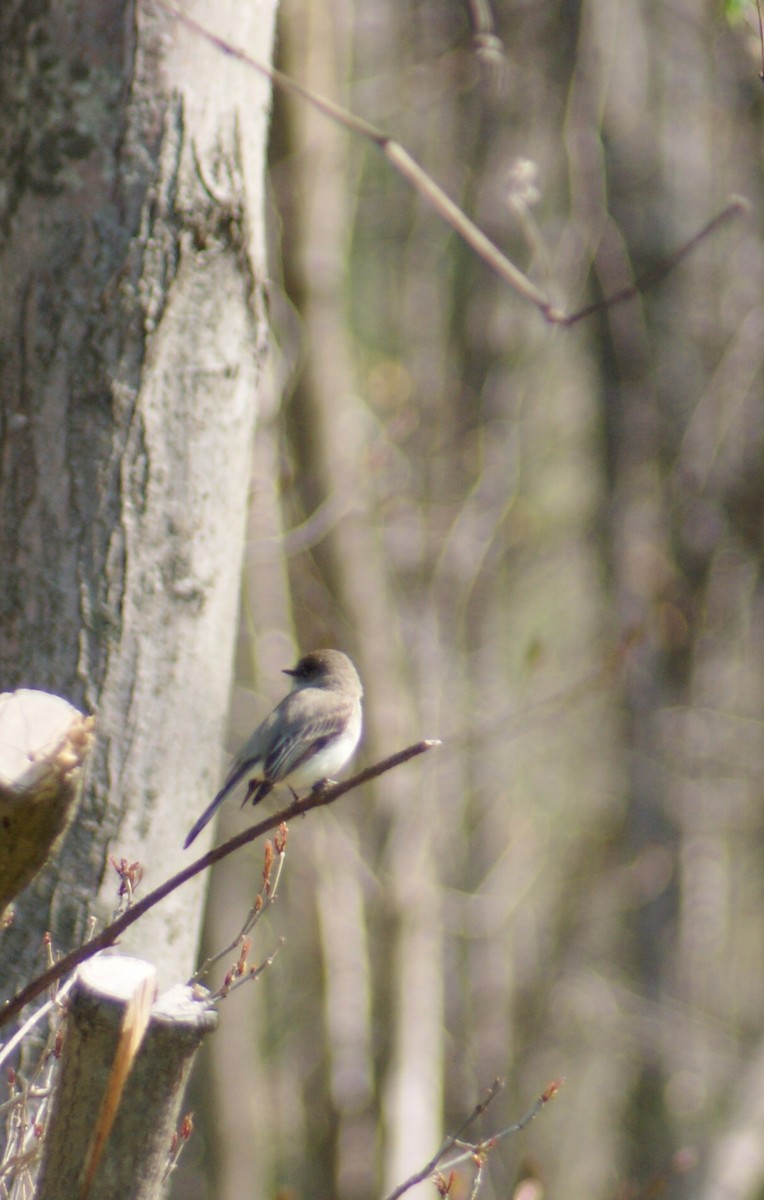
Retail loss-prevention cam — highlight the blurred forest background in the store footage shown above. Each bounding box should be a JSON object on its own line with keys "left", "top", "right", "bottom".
{"left": 180, "top": 1, "right": 764, "bottom": 1199}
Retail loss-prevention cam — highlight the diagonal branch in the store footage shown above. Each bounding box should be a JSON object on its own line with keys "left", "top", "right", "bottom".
{"left": 152, "top": 0, "right": 747, "bottom": 326}
{"left": 0, "top": 740, "right": 439, "bottom": 1030}
{"left": 560, "top": 197, "right": 749, "bottom": 325}
{"left": 153, "top": 0, "right": 555, "bottom": 316}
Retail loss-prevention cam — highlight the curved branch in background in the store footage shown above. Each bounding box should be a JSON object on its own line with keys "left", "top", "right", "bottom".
{"left": 152, "top": 0, "right": 748, "bottom": 326}
{"left": 559, "top": 197, "right": 749, "bottom": 325}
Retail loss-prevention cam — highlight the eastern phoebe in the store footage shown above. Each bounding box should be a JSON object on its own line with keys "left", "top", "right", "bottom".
{"left": 184, "top": 649, "right": 363, "bottom": 848}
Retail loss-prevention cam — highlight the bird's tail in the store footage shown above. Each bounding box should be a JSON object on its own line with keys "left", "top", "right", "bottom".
{"left": 183, "top": 791, "right": 226, "bottom": 849}
{"left": 183, "top": 758, "right": 257, "bottom": 848}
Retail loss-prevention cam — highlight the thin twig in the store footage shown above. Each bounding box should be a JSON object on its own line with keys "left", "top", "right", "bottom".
{"left": 383, "top": 1079, "right": 562, "bottom": 1200}
{"left": 0, "top": 976, "right": 75, "bottom": 1074}
{"left": 561, "top": 197, "right": 749, "bottom": 325}
{"left": 382, "top": 1079, "right": 504, "bottom": 1200}
{"left": 438, "top": 1081, "right": 560, "bottom": 1173}
{"left": 0, "top": 741, "right": 438, "bottom": 1030}
{"left": 468, "top": 1155, "right": 486, "bottom": 1200}
{"left": 212, "top": 938, "right": 284, "bottom": 1001}
{"left": 190, "top": 836, "right": 287, "bottom": 985}
{"left": 466, "top": 0, "right": 506, "bottom": 91}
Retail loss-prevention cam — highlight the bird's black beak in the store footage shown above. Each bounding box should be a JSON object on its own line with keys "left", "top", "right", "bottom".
{"left": 283, "top": 667, "right": 296, "bottom": 677}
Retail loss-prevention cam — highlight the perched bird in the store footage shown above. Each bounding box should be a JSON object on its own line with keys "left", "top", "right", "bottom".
{"left": 183, "top": 649, "right": 363, "bottom": 848}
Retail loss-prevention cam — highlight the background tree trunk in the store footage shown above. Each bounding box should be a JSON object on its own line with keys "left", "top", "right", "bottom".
{"left": 190, "top": 1, "right": 764, "bottom": 1199}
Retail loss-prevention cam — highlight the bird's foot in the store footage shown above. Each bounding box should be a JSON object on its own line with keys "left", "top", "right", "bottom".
{"left": 311, "top": 778, "right": 336, "bottom": 794}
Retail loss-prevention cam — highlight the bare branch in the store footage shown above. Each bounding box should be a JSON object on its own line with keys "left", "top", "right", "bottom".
{"left": 191, "top": 829, "right": 288, "bottom": 987}
{"left": 0, "top": 741, "right": 439, "bottom": 1029}
{"left": 382, "top": 1079, "right": 504, "bottom": 1200}
{"left": 211, "top": 938, "right": 285, "bottom": 1002}
{"left": 383, "top": 1079, "right": 562, "bottom": 1200}
{"left": 561, "top": 197, "right": 750, "bottom": 326}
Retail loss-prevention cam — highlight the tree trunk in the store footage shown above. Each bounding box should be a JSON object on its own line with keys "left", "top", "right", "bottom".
{"left": 0, "top": 0, "right": 277, "bottom": 992}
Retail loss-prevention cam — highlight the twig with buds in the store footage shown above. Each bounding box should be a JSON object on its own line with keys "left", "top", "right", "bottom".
{"left": 190, "top": 825, "right": 288, "bottom": 987}
{"left": 0, "top": 927, "right": 93, "bottom": 1196}
{"left": 162, "top": 1112, "right": 194, "bottom": 1184}
{"left": 383, "top": 1079, "right": 562, "bottom": 1200}
{"left": 109, "top": 858, "right": 145, "bottom": 917}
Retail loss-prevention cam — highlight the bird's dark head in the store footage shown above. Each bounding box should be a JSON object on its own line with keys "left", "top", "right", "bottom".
{"left": 284, "top": 649, "right": 362, "bottom": 696}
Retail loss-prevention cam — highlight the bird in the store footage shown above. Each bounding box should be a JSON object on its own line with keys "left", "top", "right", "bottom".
{"left": 183, "top": 649, "right": 363, "bottom": 848}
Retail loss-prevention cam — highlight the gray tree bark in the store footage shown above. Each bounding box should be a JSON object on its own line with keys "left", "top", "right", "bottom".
{"left": 0, "top": 0, "right": 278, "bottom": 1000}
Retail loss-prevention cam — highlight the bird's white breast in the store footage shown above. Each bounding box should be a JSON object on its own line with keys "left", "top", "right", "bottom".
{"left": 287, "top": 706, "right": 362, "bottom": 789}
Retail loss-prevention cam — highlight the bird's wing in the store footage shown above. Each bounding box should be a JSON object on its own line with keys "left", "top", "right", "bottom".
{"left": 263, "top": 697, "right": 354, "bottom": 783}
{"left": 183, "top": 688, "right": 353, "bottom": 849}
